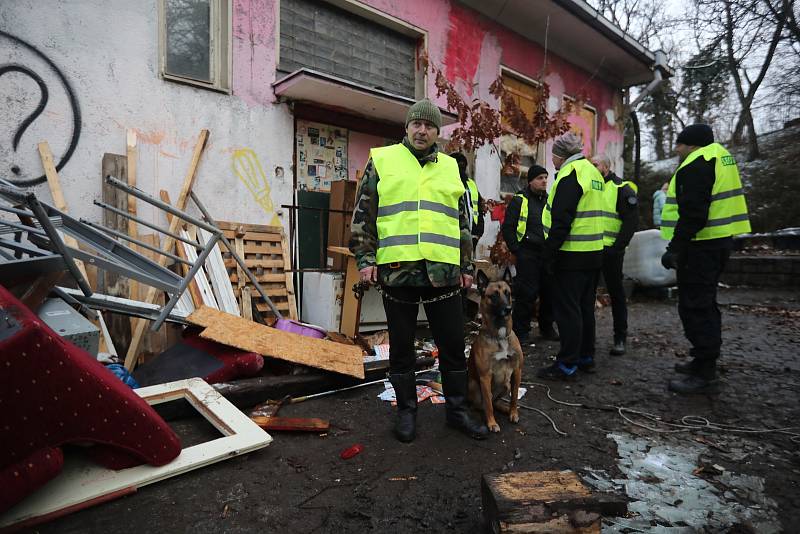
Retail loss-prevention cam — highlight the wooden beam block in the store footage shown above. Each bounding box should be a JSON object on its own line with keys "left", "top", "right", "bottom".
{"left": 481, "top": 471, "right": 625, "bottom": 534}
{"left": 251, "top": 416, "right": 330, "bottom": 433}
{"left": 188, "top": 306, "right": 364, "bottom": 378}
{"left": 39, "top": 141, "right": 117, "bottom": 356}
{"left": 125, "top": 129, "right": 209, "bottom": 370}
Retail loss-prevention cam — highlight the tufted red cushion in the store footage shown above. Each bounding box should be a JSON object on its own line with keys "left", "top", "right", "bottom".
{"left": 181, "top": 334, "right": 264, "bottom": 384}
{"left": 0, "top": 285, "right": 181, "bottom": 513}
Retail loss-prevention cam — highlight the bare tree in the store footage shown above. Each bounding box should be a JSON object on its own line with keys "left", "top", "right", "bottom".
{"left": 695, "top": 0, "right": 786, "bottom": 160}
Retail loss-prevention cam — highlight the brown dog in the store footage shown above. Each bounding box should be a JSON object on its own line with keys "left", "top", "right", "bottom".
{"left": 467, "top": 280, "right": 524, "bottom": 433}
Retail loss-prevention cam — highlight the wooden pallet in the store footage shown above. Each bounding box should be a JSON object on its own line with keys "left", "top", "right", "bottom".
{"left": 216, "top": 221, "right": 298, "bottom": 322}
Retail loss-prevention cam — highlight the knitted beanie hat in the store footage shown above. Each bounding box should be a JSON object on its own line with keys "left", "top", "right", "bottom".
{"left": 676, "top": 124, "right": 714, "bottom": 147}
{"left": 552, "top": 132, "right": 584, "bottom": 158}
{"left": 406, "top": 99, "right": 442, "bottom": 131}
{"left": 527, "top": 165, "right": 548, "bottom": 181}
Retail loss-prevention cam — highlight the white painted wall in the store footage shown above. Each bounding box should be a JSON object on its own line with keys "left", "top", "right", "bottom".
{"left": 0, "top": 0, "right": 293, "bottom": 230}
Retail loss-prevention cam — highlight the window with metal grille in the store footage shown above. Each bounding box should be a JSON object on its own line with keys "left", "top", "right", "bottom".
{"left": 279, "top": 0, "right": 417, "bottom": 98}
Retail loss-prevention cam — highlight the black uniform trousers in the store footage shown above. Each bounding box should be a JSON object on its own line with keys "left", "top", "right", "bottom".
{"left": 511, "top": 248, "right": 554, "bottom": 340}
{"left": 382, "top": 286, "right": 465, "bottom": 374}
{"left": 677, "top": 245, "right": 731, "bottom": 363}
{"left": 552, "top": 269, "right": 598, "bottom": 365}
{"left": 601, "top": 247, "right": 628, "bottom": 341}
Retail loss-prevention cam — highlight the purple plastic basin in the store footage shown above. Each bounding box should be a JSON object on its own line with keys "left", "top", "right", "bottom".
{"left": 274, "top": 318, "right": 327, "bottom": 339}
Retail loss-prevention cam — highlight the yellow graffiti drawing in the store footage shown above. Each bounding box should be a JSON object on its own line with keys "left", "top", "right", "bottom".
{"left": 232, "top": 148, "right": 281, "bottom": 226}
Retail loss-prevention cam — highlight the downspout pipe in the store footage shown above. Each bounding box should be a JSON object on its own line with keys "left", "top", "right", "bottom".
{"left": 627, "top": 49, "right": 669, "bottom": 180}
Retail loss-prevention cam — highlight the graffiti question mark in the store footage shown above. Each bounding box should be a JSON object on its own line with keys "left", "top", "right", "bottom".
{"left": 0, "top": 64, "right": 49, "bottom": 176}
{"left": 0, "top": 29, "right": 81, "bottom": 187}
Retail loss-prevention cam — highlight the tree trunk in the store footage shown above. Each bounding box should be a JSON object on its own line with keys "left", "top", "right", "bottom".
{"left": 745, "top": 110, "right": 760, "bottom": 160}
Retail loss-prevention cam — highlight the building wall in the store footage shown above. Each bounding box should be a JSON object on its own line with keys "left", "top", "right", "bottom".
{"left": 0, "top": 0, "right": 292, "bottom": 231}
{"left": 1, "top": 0, "right": 630, "bottom": 259}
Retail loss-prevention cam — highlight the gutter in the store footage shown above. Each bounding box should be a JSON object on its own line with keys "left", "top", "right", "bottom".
{"left": 626, "top": 50, "right": 670, "bottom": 180}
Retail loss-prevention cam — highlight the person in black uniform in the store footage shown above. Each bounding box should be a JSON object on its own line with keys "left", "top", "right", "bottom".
{"left": 592, "top": 154, "right": 638, "bottom": 355}
{"left": 450, "top": 152, "right": 485, "bottom": 250}
{"left": 660, "top": 124, "right": 750, "bottom": 394}
{"left": 501, "top": 165, "right": 559, "bottom": 345}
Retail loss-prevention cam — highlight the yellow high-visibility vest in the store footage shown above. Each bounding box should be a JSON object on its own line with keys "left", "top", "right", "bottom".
{"left": 466, "top": 178, "right": 479, "bottom": 226}
{"left": 660, "top": 143, "right": 751, "bottom": 241}
{"left": 515, "top": 193, "right": 528, "bottom": 242}
{"left": 542, "top": 158, "right": 605, "bottom": 252}
{"left": 372, "top": 144, "right": 463, "bottom": 266}
{"left": 602, "top": 180, "right": 639, "bottom": 246}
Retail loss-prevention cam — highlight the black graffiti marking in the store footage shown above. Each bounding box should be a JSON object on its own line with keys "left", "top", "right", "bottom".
{"left": 0, "top": 30, "right": 82, "bottom": 187}
{"left": 0, "top": 65, "right": 49, "bottom": 154}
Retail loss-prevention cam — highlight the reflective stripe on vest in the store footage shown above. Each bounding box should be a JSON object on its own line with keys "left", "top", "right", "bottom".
{"left": 541, "top": 158, "right": 605, "bottom": 252}
{"left": 660, "top": 143, "right": 751, "bottom": 241}
{"left": 602, "top": 180, "right": 638, "bottom": 246}
{"left": 466, "top": 178, "right": 479, "bottom": 225}
{"left": 373, "top": 144, "right": 463, "bottom": 265}
{"left": 515, "top": 193, "right": 529, "bottom": 242}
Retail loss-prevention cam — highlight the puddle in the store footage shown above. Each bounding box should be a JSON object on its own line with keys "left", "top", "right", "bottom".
{"left": 582, "top": 433, "right": 781, "bottom": 533}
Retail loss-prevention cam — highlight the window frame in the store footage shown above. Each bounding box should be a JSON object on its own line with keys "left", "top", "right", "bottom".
{"left": 562, "top": 95, "right": 598, "bottom": 157}
{"left": 279, "top": 0, "right": 428, "bottom": 99}
{"left": 158, "top": 0, "right": 232, "bottom": 93}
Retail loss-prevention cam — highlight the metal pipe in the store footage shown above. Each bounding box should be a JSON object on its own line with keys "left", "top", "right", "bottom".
{"left": 26, "top": 196, "right": 93, "bottom": 295}
{"left": 190, "top": 191, "right": 285, "bottom": 319}
{"left": 151, "top": 231, "right": 221, "bottom": 330}
{"left": 80, "top": 219, "right": 190, "bottom": 266}
{"left": 630, "top": 49, "right": 668, "bottom": 110}
{"left": 0, "top": 217, "right": 48, "bottom": 237}
{"left": 93, "top": 200, "right": 199, "bottom": 248}
{"left": 104, "top": 176, "right": 218, "bottom": 233}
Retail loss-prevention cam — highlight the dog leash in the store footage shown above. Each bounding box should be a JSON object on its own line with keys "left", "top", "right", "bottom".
{"left": 353, "top": 280, "right": 461, "bottom": 305}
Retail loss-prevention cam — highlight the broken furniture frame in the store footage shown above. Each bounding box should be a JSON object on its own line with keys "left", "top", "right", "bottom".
{"left": 0, "top": 178, "right": 219, "bottom": 331}
{"left": 0, "top": 378, "right": 272, "bottom": 530}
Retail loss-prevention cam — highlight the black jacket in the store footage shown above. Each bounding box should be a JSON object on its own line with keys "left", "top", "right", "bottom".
{"left": 543, "top": 162, "right": 603, "bottom": 270}
{"left": 502, "top": 188, "right": 547, "bottom": 253}
{"left": 671, "top": 155, "right": 732, "bottom": 252}
{"left": 605, "top": 171, "right": 638, "bottom": 252}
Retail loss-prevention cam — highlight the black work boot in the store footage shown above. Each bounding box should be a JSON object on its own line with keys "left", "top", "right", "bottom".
{"left": 389, "top": 372, "right": 417, "bottom": 443}
{"left": 441, "top": 370, "right": 488, "bottom": 440}
{"left": 668, "top": 360, "right": 719, "bottom": 394}
{"left": 674, "top": 358, "right": 700, "bottom": 375}
{"left": 609, "top": 335, "right": 626, "bottom": 356}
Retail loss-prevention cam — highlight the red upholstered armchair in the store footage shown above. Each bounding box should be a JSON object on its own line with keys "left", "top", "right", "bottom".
{"left": 0, "top": 285, "right": 181, "bottom": 513}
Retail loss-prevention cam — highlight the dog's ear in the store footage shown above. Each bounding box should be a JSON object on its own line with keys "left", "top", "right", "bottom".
{"left": 502, "top": 267, "right": 513, "bottom": 286}
{"left": 476, "top": 270, "right": 490, "bottom": 296}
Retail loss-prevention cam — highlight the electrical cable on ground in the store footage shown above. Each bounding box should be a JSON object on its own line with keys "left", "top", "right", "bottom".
{"left": 517, "top": 401, "right": 568, "bottom": 436}
{"left": 521, "top": 382, "right": 800, "bottom": 445}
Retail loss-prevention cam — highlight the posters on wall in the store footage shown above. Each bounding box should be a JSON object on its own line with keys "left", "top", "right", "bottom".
{"left": 296, "top": 120, "right": 349, "bottom": 191}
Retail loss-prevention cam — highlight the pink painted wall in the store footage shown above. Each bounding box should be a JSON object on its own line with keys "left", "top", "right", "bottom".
{"left": 232, "top": 0, "right": 279, "bottom": 106}
{"left": 348, "top": 131, "right": 386, "bottom": 180}
{"left": 229, "top": 0, "right": 626, "bottom": 159}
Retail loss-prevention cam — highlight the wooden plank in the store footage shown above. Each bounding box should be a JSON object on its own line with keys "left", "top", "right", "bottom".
{"left": 217, "top": 221, "right": 284, "bottom": 234}
{"left": 181, "top": 229, "right": 219, "bottom": 308}
{"left": 229, "top": 273, "right": 287, "bottom": 284}
{"left": 101, "top": 153, "right": 131, "bottom": 351}
{"left": 39, "top": 141, "right": 117, "bottom": 356}
{"left": 251, "top": 416, "right": 330, "bottom": 433}
{"left": 280, "top": 229, "right": 298, "bottom": 320}
{"left": 223, "top": 258, "right": 285, "bottom": 269}
{"left": 0, "top": 378, "right": 271, "bottom": 530}
{"left": 340, "top": 255, "right": 362, "bottom": 337}
{"left": 481, "top": 471, "right": 624, "bottom": 534}
{"left": 188, "top": 307, "right": 364, "bottom": 378}
{"left": 125, "top": 128, "right": 209, "bottom": 370}
{"left": 126, "top": 130, "right": 139, "bottom": 312}
{"left": 198, "top": 228, "right": 240, "bottom": 315}
{"left": 221, "top": 230, "right": 283, "bottom": 243}
{"left": 242, "top": 242, "right": 283, "bottom": 255}
{"left": 135, "top": 234, "right": 168, "bottom": 362}
{"left": 255, "top": 301, "right": 291, "bottom": 312}
{"left": 159, "top": 190, "right": 203, "bottom": 308}
{"left": 240, "top": 286, "right": 253, "bottom": 321}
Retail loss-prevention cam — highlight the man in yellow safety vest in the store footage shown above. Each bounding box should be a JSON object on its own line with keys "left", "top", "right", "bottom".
{"left": 538, "top": 133, "right": 605, "bottom": 380}
{"left": 592, "top": 154, "right": 638, "bottom": 356}
{"left": 450, "top": 152, "right": 485, "bottom": 250}
{"left": 660, "top": 124, "right": 750, "bottom": 394}
{"left": 349, "top": 99, "right": 488, "bottom": 441}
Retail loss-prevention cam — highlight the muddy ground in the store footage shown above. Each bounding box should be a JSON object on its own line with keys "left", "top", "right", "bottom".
{"left": 38, "top": 287, "right": 800, "bottom": 533}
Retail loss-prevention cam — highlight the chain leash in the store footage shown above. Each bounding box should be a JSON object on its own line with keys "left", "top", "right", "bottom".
{"left": 352, "top": 280, "right": 461, "bottom": 305}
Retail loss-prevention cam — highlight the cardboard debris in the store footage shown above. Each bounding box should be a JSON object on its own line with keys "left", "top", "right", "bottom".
{"left": 189, "top": 306, "right": 365, "bottom": 378}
